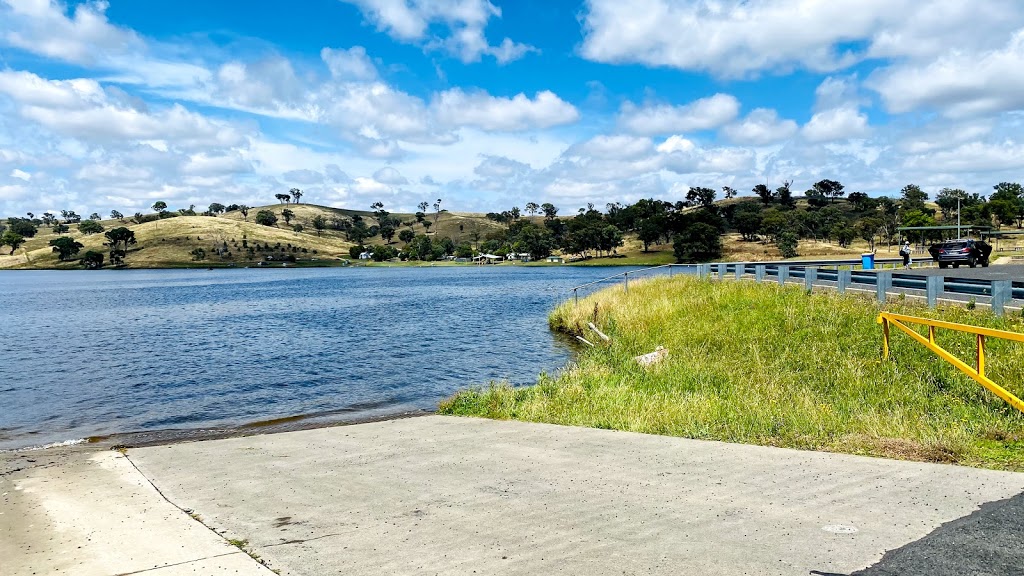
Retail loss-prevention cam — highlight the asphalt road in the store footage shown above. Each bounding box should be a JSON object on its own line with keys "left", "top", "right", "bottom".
{"left": 891, "top": 264, "right": 1024, "bottom": 282}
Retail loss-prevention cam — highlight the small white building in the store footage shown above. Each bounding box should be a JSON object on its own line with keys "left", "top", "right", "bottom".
{"left": 546, "top": 255, "right": 564, "bottom": 263}
{"left": 358, "top": 251, "right": 372, "bottom": 260}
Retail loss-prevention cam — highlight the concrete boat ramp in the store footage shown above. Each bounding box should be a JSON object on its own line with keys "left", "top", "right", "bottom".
{"left": 3, "top": 416, "right": 1023, "bottom": 575}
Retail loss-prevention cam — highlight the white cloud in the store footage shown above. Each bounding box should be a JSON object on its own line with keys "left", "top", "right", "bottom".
{"left": 432, "top": 89, "right": 579, "bottom": 131}
{"left": 567, "top": 135, "right": 654, "bottom": 160}
{"left": 321, "top": 46, "right": 378, "bottom": 80}
{"left": 579, "top": 0, "right": 1024, "bottom": 78}
{"left": 10, "top": 168, "right": 30, "bottom": 181}
{"left": 283, "top": 169, "right": 326, "bottom": 184}
{"left": 721, "top": 109, "right": 798, "bottom": 145}
{"left": 0, "top": 71, "right": 246, "bottom": 147}
{"left": 618, "top": 94, "right": 739, "bottom": 135}
{"left": 372, "top": 166, "right": 409, "bottom": 185}
{"left": 658, "top": 136, "right": 756, "bottom": 174}
{"left": 802, "top": 107, "right": 871, "bottom": 143}
{"left": 340, "top": 0, "right": 536, "bottom": 63}
{"left": 800, "top": 76, "right": 871, "bottom": 143}
{"left": 903, "top": 140, "right": 1024, "bottom": 173}
{"left": 1, "top": 0, "right": 141, "bottom": 64}
{"left": 869, "top": 29, "right": 1024, "bottom": 118}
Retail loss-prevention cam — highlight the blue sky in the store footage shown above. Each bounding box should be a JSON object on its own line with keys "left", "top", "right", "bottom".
{"left": 2, "top": 0, "right": 1024, "bottom": 217}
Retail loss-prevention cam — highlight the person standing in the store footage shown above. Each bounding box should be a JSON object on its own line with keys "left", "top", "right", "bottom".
{"left": 900, "top": 241, "right": 912, "bottom": 269}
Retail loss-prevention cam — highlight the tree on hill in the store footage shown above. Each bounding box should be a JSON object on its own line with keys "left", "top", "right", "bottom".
{"left": 686, "top": 187, "right": 717, "bottom": 207}
{"left": 110, "top": 210, "right": 123, "bottom": 221}
{"left": 275, "top": 193, "right": 291, "bottom": 204}
{"left": 812, "top": 179, "right": 845, "bottom": 204}
{"left": 399, "top": 228, "right": 415, "bottom": 245}
{"left": 290, "top": 188, "right": 303, "bottom": 204}
{"left": 847, "top": 191, "right": 873, "bottom": 211}
{"left": 380, "top": 221, "right": 396, "bottom": 244}
{"left": 858, "top": 217, "right": 882, "bottom": 251}
{"left": 636, "top": 218, "right": 663, "bottom": 252}
{"left": 52, "top": 223, "right": 69, "bottom": 235}
{"left": 41, "top": 212, "right": 56, "bottom": 226}
{"left": 432, "top": 198, "right": 443, "bottom": 228}
{"left": 78, "top": 220, "right": 104, "bottom": 234}
{"left": 525, "top": 202, "right": 539, "bottom": 216}
{"left": 239, "top": 205, "right": 250, "bottom": 220}
{"left": 50, "top": 236, "right": 84, "bottom": 261}
{"left": 777, "top": 230, "right": 799, "bottom": 258}
{"left": 418, "top": 201, "right": 429, "bottom": 213}
{"left": 722, "top": 186, "right": 737, "bottom": 199}
{"left": 104, "top": 227, "right": 137, "bottom": 266}
{"left": 89, "top": 212, "right": 101, "bottom": 220}
{"left": 208, "top": 203, "right": 226, "bottom": 214}
{"left": 753, "top": 184, "right": 775, "bottom": 204}
{"left": 255, "top": 210, "right": 278, "bottom": 226}
{"left": 81, "top": 251, "right": 104, "bottom": 269}
{"left": 282, "top": 208, "right": 294, "bottom": 225}
{"left": 673, "top": 223, "right": 722, "bottom": 262}
{"left": 311, "top": 215, "right": 327, "bottom": 237}
{"left": 776, "top": 181, "right": 794, "bottom": 207}
{"left": 422, "top": 220, "right": 432, "bottom": 233}
{"left": 899, "top": 184, "right": 929, "bottom": 214}
{"left": 990, "top": 182, "right": 1024, "bottom": 228}
{"left": 1, "top": 230, "right": 24, "bottom": 254}
{"left": 541, "top": 203, "right": 558, "bottom": 219}
{"left": 152, "top": 201, "right": 167, "bottom": 214}
{"left": 6, "top": 218, "right": 37, "bottom": 238}
{"left": 733, "top": 203, "right": 763, "bottom": 241}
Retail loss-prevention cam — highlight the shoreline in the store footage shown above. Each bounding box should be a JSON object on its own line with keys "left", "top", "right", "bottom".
{"left": 2, "top": 407, "right": 434, "bottom": 454}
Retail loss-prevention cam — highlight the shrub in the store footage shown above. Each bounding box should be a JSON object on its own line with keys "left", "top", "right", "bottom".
{"left": 255, "top": 210, "right": 277, "bottom": 226}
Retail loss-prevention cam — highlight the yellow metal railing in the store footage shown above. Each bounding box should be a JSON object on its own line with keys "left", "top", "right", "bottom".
{"left": 877, "top": 312, "right": 1024, "bottom": 414}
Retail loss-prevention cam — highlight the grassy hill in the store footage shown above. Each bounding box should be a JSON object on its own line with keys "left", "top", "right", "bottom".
{"left": 4, "top": 197, "right": 1020, "bottom": 270}
{"left": 0, "top": 203, "right": 510, "bottom": 269}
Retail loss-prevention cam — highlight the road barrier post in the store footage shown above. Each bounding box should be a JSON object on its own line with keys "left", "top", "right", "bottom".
{"left": 992, "top": 280, "right": 1012, "bottom": 316}
{"left": 755, "top": 265, "right": 765, "bottom": 282}
{"left": 717, "top": 263, "right": 727, "bottom": 279}
{"left": 926, "top": 276, "right": 943, "bottom": 308}
{"left": 838, "top": 269, "right": 851, "bottom": 294}
{"left": 804, "top": 267, "right": 817, "bottom": 292}
{"left": 735, "top": 264, "right": 744, "bottom": 280}
{"left": 876, "top": 271, "right": 893, "bottom": 303}
{"left": 778, "top": 265, "right": 790, "bottom": 286}
{"left": 699, "top": 263, "right": 711, "bottom": 278}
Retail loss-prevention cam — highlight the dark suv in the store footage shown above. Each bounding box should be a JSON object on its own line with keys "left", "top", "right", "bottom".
{"left": 927, "top": 239, "right": 992, "bottom": 269}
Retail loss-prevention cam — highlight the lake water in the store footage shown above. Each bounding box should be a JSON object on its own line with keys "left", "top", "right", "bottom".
{"left": 0, "top": 266, "right": 644, "bottom": 450}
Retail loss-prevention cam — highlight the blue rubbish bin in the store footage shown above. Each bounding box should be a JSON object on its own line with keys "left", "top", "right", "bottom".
{"left": 861, "top": 253, "right": 875, "bottom": 270}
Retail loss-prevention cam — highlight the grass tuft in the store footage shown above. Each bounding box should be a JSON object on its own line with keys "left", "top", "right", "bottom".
{"left": 440, "top": 276, "right": 1024, "bottom": 470}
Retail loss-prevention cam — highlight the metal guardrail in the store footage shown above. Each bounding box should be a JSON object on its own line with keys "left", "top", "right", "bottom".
{"left": 569, "top": 258, "right": 1023, "bottom": 316}
{"left": 878, "top": 312, "right": 1024, "bottom": 413}
{"left": 568, "top": 257, "right": 901, "bottom": 300}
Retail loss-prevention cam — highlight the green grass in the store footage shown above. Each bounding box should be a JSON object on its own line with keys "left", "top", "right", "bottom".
{"left": 439, "top": 276, "right": 1024, "bottom": 470}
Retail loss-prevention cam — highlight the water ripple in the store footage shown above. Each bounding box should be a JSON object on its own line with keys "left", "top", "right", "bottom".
{"left": 0, "top": 266, "right": 644, "bottom": 449}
